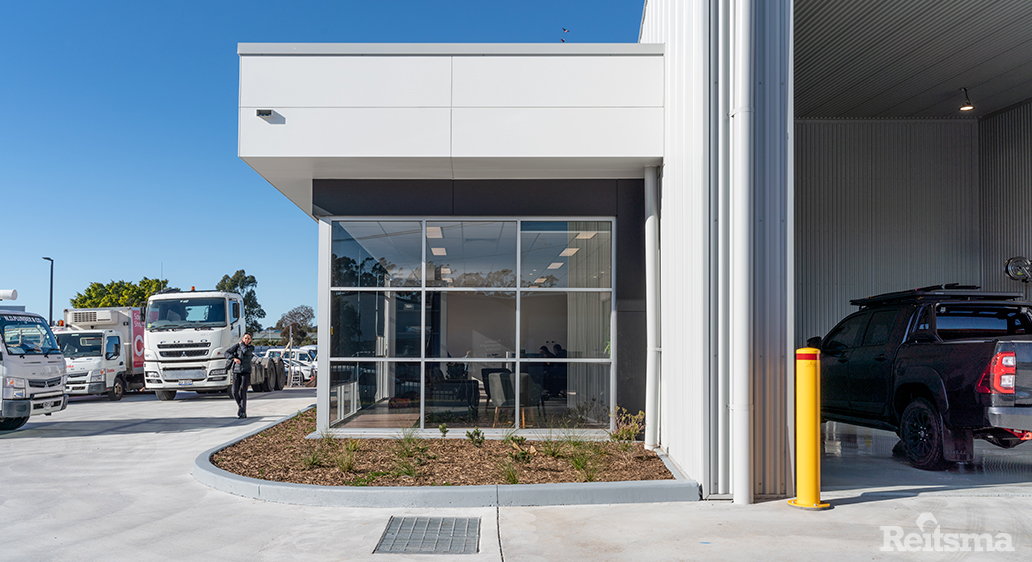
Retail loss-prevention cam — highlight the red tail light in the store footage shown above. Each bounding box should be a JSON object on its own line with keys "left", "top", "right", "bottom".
{"left": 978, "top": 351, "right": 1016, "bottom": 394}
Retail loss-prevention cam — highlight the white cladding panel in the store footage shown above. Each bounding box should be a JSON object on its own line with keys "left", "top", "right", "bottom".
{"left": 452, "top": 56, "right": 664, "bottom": 108}
{"left": 640, "top": 0, "right": 712, "bottom": 490}
{"left": 239, "top": 108, "right": 452, "bottom": 158}
{"left": 239, "top": 56, "right": 452, "bottom": 108}
{"left": 452, "top": 107, "right": 664, "bottom": 158}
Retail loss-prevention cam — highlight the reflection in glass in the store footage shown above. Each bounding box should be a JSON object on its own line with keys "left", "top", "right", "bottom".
{"left": 330, "top": 292, "right": 422, "bottom": 358}
{"left": 329, "top": 361, "right": 421, "bottom": 428}
{"left": 426, "top": 291, "right": 516, "bottom": 359}
{"left": 426, "top": 221, "right": 516, "bottom": 287}
{"left": 332, "top": 222, "right": 422, "bottom": 288}
{"left": 519, "top": 363, "right": 609, "bottom": 429}
{"left": 520, "top": 292, "right": 611, "bottom": 359}
{"left": 521, "top": 221, "right": 612, "bottom": 288}
{"left": 424, "top": 361, "right": 487, "bottom": 428}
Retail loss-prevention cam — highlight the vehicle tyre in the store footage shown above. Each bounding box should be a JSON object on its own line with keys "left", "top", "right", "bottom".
{"left": 108, "top": 376, "right": 125, "bottom": 401}
{"left": 251, "top": 381, "right": 267, "bottom": 393}
{"left": 155, "top": 389, "right": 177, "bottom": 401}
{"left": 0, "top": 416, "right": 29, "bottom": 431}
{"left": 900, "top": 398, "right": 951, "bottom": 471}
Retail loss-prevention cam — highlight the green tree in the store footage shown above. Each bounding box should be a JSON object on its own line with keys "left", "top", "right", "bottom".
{"left": 71, "top": 277, "right": 171, "bottom": 308}
{"left": 215, "top": 270, "right": 266, "bottom": 333}
{"left": 276, "top": 305, "right": 315, "bottom": 346}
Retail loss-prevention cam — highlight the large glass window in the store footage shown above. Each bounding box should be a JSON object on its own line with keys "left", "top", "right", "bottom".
{"left": 327, "top": 219, "right": 614, "bottom": 431}
{"left": 426, "top": 221, "right": 516, "bottom": 288}
{"left": 521, "top": 221, "right": 611, "bottom": 288}
{"left": 332, "top": 221, "right": 423, "bottom": 288}
{"left": 330, "top": 292, "right": 421, "bottom": 358}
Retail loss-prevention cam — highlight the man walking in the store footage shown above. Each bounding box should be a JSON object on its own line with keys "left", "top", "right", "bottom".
{"left": 225, "top": 333, "right": 254, "bottom": 419}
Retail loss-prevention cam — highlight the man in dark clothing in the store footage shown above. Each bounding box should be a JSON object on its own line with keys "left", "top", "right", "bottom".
{"left": 225, "top": 333, "right": 254, "bottom": 419}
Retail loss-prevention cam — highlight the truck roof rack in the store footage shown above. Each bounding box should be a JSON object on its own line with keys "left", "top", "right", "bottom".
{"left": 850, "top": 284, "right": 1024, "bottom": 308}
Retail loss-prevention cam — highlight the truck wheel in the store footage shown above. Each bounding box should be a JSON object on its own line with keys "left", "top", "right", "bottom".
{"left": 251, "top": 382, "right": 266, "bottom": 393}
{"left": 900, "top": 398, "right": 950, "bottom": 471}
{"left": 108, "top": 376, "right": 125, "bottom": 401}
{"left": 155, "top": 390, "right": 177, "bottom": 401}
{"left": 0, "top": 417, "right": 29, "bottom": 431}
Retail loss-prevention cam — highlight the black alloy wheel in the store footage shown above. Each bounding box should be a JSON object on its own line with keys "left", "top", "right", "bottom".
{"left": 900, "top": 398, "right": 950, "bottom": 471}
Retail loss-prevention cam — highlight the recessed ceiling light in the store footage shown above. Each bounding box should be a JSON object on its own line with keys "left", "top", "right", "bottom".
{"left": 547, "top": 262, "right": 564, "bottom": 269}
{"left": 442, "top": 277, "right": 453, "bottom": 283}
{"left": 431, "top": 247, "right": 447, "bottom": 256}
{"left": 441, "top": 267, "right": 451, "bottom": 274}
{"left": 560, "top": 248, "right": 579, "bottom": 257}
{"left": 575, "top": 232, "right": 596, "bottom": 239}
{"left": 427, "top": 227, "right": 443, "bottom": 238}
{"left": 534, "top": 277, "right": 548, "bottom": 284}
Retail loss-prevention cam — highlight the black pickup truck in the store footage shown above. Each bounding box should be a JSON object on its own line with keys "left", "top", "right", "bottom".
{"left": 810, "top": 285, "right": 1032, "bottom": 470}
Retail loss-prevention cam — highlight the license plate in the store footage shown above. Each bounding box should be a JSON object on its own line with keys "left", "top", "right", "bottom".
{"left": 178, "top": 380, "right": 193, "bottom": 386}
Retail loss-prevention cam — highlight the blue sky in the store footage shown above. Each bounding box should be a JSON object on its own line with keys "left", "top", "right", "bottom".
{"left": 0, "top": 0, "right": 644, "bottom": 326}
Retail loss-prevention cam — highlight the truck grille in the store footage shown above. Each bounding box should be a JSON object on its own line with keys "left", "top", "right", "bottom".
{"left": 160, "top": 349, "right": 209, "bottom": 358}
{"left": 158, "top": 342, "right": 211, "bottom": 349}
{"left": 28, "top": 377, "right": 63, "bottom": 388}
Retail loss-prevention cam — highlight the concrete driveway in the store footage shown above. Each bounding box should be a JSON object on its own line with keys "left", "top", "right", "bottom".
{"left": 3, "top": 390, "right": 1032, "bottom": 561}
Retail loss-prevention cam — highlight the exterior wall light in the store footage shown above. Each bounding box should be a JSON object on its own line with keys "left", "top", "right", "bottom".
{"left": 959, "top": 88, "right": 974, "bottom": 112}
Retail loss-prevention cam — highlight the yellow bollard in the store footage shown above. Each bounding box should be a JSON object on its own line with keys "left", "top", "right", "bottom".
{"left": 788, "top": 347, "right": 830, "bottom": 510}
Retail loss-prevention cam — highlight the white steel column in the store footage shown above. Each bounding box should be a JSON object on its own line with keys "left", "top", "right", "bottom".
{"left": 644, "top": 166, "right": 661, "bottom": 449}
{"left": 316, "top": 218, "right": 332, "bottom": 433}
{"left": 730, "top": 0, "right": 755, "bottom": 505}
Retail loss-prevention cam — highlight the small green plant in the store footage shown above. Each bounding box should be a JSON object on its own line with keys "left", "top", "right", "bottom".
{"left": 439, "top": 423, "right": 449, "bottom": 438}
{"left": 539, "top": 436, "right": 566, "bottom": 458}
{"left": 395, "top": 427, "right": 426, "bottom": 458}
{"left": 499, "top": 460, "right": 520, "bottom": 484}
{"left": 344, "top": 438, "right": 361, "bottom": 453}
{"left": 300, "top": 448, "right": 325, "bottom": 469}
{"left": 351, "top": 470, "right": 389, "bottom": 486}
{"left": 608, "top": 407, "right": 646, "bottom": 443}
{"left": 510, "top": 449, "right": 532, "bottom": 463}
{"left": 335, "top": 450, "right": 356, "bottom": 473}
{"left": 568, "top": 450, "right": 602, "bottom": 482}
{"left": 466, "top": 427, "right": 485, "bottom": 447}
{"left": 395, "top": 459, "right": 418, "bottom": 478}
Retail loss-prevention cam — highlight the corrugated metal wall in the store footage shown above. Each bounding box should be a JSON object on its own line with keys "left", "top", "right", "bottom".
{"left": 642, "top": 0, "right": 794, "bottom": 499}
{"left": 979, "top": 102, "right": 1032, "bottom": 294}
{"left": 640, "top": 0, "right": 714, "bottom": 492}
{"left": 795, "top": 120, "right": 981, "bottom": 344}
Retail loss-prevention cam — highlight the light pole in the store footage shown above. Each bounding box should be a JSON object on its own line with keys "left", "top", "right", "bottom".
{"left": 42, "top": 257, "right": 53, "bottom": 325}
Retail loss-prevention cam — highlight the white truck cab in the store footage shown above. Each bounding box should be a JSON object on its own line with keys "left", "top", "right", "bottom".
{"left": 1, "top": 299, "right": 68, "bottom": 431}
{"left": 144, "top": 289, "right": 271, "bottom": 400}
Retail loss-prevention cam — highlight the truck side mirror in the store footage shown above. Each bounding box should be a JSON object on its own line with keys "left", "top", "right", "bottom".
{"left": 806, "top": 336, "right": 822, "bottom": 349}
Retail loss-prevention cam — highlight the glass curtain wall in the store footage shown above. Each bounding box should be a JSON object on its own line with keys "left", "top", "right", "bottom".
{"left": 328, "top": 219, "right": 614, "bottom": 430}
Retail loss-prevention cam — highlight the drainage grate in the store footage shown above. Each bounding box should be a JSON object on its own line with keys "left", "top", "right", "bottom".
{"left": 374, "top": 516, "right": 480, "bottom": 555}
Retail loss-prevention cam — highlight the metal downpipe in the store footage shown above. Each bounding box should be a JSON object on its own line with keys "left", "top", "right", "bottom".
{"left": 731, "top": 0, "right": 755, "bottom": 505}
{"left": 644, "top": 165, "right": 661, "bottom": 449}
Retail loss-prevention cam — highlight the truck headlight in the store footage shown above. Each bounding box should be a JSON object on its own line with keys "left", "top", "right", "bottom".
{"left": 209, "top": 368, "right": 227, "bottom": 376}
{"left": 90, "top": 371, "right": 104, "bottom": 382}
{"left": 3, "top": 377, "right": 27, "bottom": 399}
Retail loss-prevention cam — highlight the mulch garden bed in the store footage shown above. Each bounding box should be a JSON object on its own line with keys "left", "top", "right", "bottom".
{"left": 212, "top": 409, "right": 674, "bottom": 487}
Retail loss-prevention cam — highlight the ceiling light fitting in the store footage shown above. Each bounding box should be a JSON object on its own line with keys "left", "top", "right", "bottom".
{"left": 959, "top": 88, "right": 974, "bottom": 112}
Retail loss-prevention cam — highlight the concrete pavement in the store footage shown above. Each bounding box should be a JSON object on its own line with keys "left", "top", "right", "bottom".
{"left": 2, "top": 388, "right": 1031, "bottom": 561}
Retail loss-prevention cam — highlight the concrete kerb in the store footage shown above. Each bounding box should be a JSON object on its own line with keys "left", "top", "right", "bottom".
{"left": 193, "top": 408, "right": 701, "bottom": 508}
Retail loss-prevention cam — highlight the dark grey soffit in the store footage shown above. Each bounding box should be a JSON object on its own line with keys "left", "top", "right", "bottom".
{"left": 312, "top": 179, "right": 631, "bottom": 217}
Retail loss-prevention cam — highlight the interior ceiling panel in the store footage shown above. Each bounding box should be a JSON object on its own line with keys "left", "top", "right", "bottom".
{"left": 795, "top": 0, "right": 1032, "bottom": 118}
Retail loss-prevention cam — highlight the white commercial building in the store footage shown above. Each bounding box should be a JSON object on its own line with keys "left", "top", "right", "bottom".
{"left": 239, "top": 0, "right": 1032, "bottom": 502}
